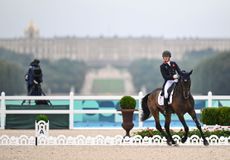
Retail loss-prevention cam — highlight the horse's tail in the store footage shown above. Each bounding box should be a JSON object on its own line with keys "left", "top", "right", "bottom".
{"left": 141, "top": 93, "right": 151, "bottom": 121}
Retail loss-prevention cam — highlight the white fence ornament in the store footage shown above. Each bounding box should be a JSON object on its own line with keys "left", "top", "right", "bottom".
{"left": 0, "top": 135, "right": 230, "bottom": 145}
{"left": 152, "top": 135, "right": 164, "bottom": 145}
{"left": 172, "top": 135, "right": 181, "bottom": 144}
{"left": 35, "top": 120, "right": 49, "bottom": 137}
{"left": 209, "top": 135, "right": 220, "bottom": 145}
{"left": 0, "top": 135, "right": 35, "bottom": 145}
{"left": 188, "top": 135, "right": 202, "bottom": 145}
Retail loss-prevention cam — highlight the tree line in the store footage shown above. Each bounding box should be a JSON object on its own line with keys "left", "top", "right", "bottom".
{"left": 0, "top": 60, "right": 24, "bottom": 95}
{"left": 192, "top": 51, "right": 230, "bottom": 95}
{"left": 0, "top": 48, "right": 88, "bottom": 95}
{"left": 1, "top": 47, "right": 229, "bottom": 95}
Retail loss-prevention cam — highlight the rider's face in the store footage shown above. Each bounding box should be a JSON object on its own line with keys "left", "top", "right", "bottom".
{"left": 163, "top": 56, "right": 170, "bottom": 62}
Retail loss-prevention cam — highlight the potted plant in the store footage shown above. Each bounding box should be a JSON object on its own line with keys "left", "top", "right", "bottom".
{"left": 119, "top": 96, "right": 136, "bottom": 137}
{"left": 35, "top": 114, "right": 49, "bottom": 134}
{"left": 36, "top": 114, "right": 49, "bottom": 123}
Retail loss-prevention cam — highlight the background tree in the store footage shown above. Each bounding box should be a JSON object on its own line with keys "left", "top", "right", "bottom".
{"left": 192, "top": 51, "right": 230, "bottom": 95}
{"left": 129, "top": 59, "right": 163, "bottom": 93}
{"left": 0, "top": 60, "right": 25, "bottom": 95}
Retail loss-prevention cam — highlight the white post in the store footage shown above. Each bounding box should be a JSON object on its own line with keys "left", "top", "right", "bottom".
{"left": 208, "top": 91, "right": 212, "bottom": 107}
{"left": 1, "top": 92, "right": 6, "bottom": 129}
{"left": 69, "top": 91, "right": 74, "bottom": 129}
{"left": 138, "top": 91, "right": 144, "bottom": 128}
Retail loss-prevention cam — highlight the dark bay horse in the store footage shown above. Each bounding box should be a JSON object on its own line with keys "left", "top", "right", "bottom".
{"left": 141, "top": 70, "right": 209, "bottom": 146}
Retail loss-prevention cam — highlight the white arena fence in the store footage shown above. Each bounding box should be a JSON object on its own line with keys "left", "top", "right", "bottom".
{"left": 1, "top": 91, "right": 230, "bottom": 146}
{"left": 1, "top": 91, "right": 230, "bottom": 129}
{"left": 0, "top": 134, "right": 230, "bottom": 146}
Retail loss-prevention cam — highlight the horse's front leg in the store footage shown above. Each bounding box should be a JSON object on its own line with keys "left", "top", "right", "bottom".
{"left": 152, "top": 110, "right": 171, "bottom": 145}
{"left": 189, "top": 110, "right": 209, "bottom": 146}
{"left": 165, "top": 111, "right": 177, "bottom": 145}
{"left": 177, "top": 114, "right": 189, "bottom": 143}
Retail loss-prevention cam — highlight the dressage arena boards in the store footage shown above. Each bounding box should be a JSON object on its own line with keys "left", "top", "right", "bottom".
{"left": 0, "top": 128, "right": 229, "bottom": 146}
{"left": 0, "top": 129, "right": 230, "bottom": 160}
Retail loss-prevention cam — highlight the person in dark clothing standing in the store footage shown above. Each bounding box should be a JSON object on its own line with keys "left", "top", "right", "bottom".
{"left": 25, "top": 59, "right": 43, "bottom": 95}
{"left": 160, "top": 51, "right": 182, "bottom": 108}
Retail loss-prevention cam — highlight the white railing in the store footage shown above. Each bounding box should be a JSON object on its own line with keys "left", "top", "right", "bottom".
{"left": 1, "top": 91, "right": 230, "bottom": 130}
{"left": 1, "top": 134, "right": 230, "bottom": 146}
{"left": 1, "top": 119, "right": 230, "bottom": 146}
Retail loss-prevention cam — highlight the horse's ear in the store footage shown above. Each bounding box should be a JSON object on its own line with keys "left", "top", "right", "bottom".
{"left": 189, "top": 70, "right": 193, "bottom": 75}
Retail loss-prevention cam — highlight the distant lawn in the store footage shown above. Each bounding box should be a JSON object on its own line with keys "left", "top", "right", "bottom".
{"left": 92, "top": 79, "right": 124, "bottom": 94}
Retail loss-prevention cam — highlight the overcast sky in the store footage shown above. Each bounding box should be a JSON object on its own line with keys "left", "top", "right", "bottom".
{"left": 1, "top": 0, "right": 230, "bottom": 38}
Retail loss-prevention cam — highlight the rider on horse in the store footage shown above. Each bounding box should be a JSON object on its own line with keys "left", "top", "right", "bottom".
{"left": 142, "top": 60, "right": 209, "bottom": 146}
{"left": 160, "top": 50, "right": 182, "bottom": 110}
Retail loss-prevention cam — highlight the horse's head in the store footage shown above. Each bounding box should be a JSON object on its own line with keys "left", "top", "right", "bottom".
{"left": 179, "top": 70, "right": 193, "bottom": 99}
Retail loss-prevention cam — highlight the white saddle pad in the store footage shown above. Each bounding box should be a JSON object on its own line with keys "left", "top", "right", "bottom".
{"left": 158, "top": 90, "right": 173, "bottom": 106}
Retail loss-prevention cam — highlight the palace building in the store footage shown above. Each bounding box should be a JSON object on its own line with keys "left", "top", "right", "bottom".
{"left": 0, "top": 22, "right": 230, "bottom": 65}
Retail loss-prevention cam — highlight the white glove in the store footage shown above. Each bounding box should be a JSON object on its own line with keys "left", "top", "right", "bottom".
{"left": 174, "top": 79, "right": 178, "bottom": 83}
{"left": 33, "top": 80, "right": 38, "bottom": 84}
{"left": 173, "top": 74, "right": 179, "bottom": 79}
{"left": 24, "top": 74, "right": 28, "bottom": 81}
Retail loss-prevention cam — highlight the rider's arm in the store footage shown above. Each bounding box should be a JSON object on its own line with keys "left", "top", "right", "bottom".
{"left": 39, "top": 68, "right": 43, "bottom": 83}
{"left": 27, "top": 67, "right": 34, "bottom": 85}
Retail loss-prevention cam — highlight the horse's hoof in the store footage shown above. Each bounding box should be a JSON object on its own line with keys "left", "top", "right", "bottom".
{"left": 171, "top": 140, "right": 179, "bottom": 147}
{"left": 181, "top": 137, "right": 187, "bottom": 143}
{"left": 203, "top": 140, "right": 209, "bottom": 146}
{"left": 172, "top": 140, "right": 177, "bottom": 145}
{"left": 167, "top": 140, "right": 172, "bottom": 146}
{"left": 173, "top": 143, "right": 179, "bottom": 147}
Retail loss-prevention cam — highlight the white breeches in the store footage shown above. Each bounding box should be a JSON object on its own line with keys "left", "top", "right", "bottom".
{"left": 164, "top": 79, "right": 178, "bottom": 98}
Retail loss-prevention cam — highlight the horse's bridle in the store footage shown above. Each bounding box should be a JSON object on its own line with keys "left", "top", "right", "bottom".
{"left": 180, "top": 77, "right": 191, "bottom": 99}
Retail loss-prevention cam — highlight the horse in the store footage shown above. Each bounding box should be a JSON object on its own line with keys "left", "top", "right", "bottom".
{"left": 141, "top": 70, "right": 209, "bottom": 146}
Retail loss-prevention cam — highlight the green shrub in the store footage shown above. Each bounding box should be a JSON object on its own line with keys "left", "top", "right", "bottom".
{"left": 218, "top": 107, "right": 230, "bottom": 126}
{"left": 201, "top": 107, "right": 219, "bottom": 125}
{"left": 36, "top": 114, "right": 49, "bottom": 123}
{"left": 134, "top": 128, "right": 163, "bottom": 137}
{"left": 201, "top": 107, "right": 230, "bottom": 126}
{"left": 119, "top": 96, "right": 136, "bottom": 109}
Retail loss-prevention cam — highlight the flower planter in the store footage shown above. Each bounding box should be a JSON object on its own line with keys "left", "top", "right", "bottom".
{"left": 121, "top": 109, "right": 135, "bottom": 137}
{"left": 203, "top": 124, "right": 230, "bottom": 131}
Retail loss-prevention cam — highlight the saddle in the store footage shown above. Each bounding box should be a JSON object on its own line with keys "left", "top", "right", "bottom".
{"left": 158, "top": 91, "right": 173, "bottom": 106}
{"left": 158, "top": 82, "right": 176, "bottom": 106}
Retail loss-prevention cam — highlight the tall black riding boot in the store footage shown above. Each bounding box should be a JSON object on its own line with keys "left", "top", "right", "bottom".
{"left": 163, "top": 98, "right": 169, "bottom": 115}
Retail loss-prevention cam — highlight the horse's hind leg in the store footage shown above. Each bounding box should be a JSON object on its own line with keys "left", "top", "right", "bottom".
{"left": 152, "top": 110, "right": 171, "bottom": 145}
{"left": 177, "top": 114, "right": 189, "bottom": 143}
{"left": 188, "top": 110, "right": 209, "bottom": 146}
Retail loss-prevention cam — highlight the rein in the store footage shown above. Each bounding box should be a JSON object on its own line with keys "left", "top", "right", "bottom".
{"left": 183, "top": 90, "right": 190, "bottom": 99}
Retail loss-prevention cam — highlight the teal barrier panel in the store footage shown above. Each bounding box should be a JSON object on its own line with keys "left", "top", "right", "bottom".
{"left": 74, "top": 100, "right": 83, "bottom": 122}
{"left": 5, "top": 105, "right": 69, "bottom": 129}
{"left": 82, "top": 101, "right": 99, "bottom": 121}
